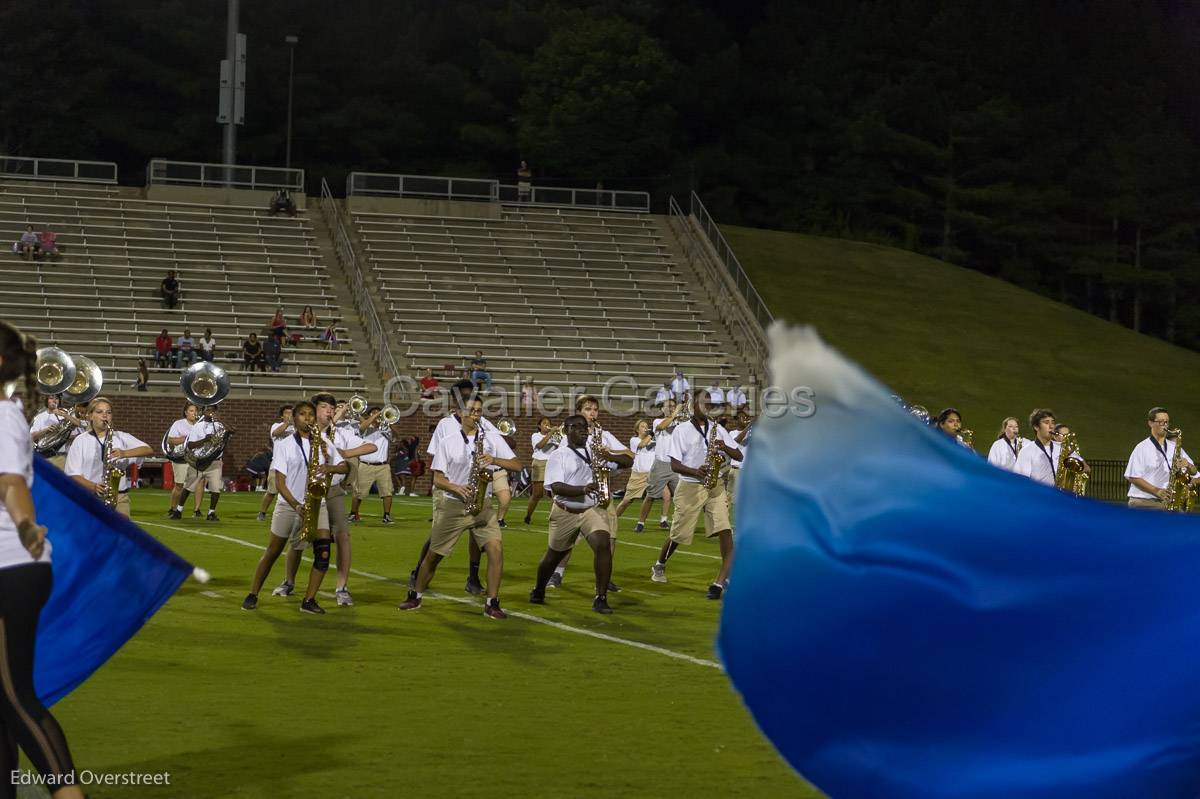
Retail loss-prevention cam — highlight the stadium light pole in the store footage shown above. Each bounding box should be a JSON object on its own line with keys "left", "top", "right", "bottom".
{"left": 284, "top": 35, "right": 299, "bottom": 171}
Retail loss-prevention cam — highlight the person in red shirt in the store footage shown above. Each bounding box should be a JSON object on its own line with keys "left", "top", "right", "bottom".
{"left": 418, "top": 368, "right": 439, "bottom": 401}
{"left": 38, "top": 227, "right": 59, "bottom": 259}
{"left": 154, "top": 329, "right": 175, "bottom": 369}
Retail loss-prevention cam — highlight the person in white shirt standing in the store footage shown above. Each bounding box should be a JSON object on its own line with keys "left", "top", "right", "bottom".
{"left": 670, "top": 370, "right": 690, "bottom": 402}
{"left": 651, "top": 389, "right": 743, "bottom": 600}
{"left": 165, "top": 402, "right": 199, "bottom": 518}
{"left": 257, "top": 406, "right": 293, "bottom": 521}
{"left": 29, "top": 394, "right": 81, "bottom": 470}
{"left": 726, "top": 383, "right": 747, "bottom": 411}
{"left": 65, "top": 397, "right": 152, "bottom": 518}
{"left": 1014, "top": 408, "right": 1064, "bottom": 488}
{"left": 529, "top": 415, "right": 618, "bottom": 614}
{"left": 185, "top": 407, "right": 227, "bottom": 521}
{"left": 0, "top": 322, "right": 84, "bottom": 797}
{"left": 350, "top": 405, "right": 394, "bottom": 525}
{"left": 398, "top": 395, "right": 521, "bottom": 619}
{"left": 638, "top": 398, "right": 682, "bottom": 533}
{"left": 707, "top": 382, "right": 724, "bottom": 406}
{"left": 986, "top": 416, "right": 1026, "bottom": 472}
{"left": 614, "top": 418, "right": 654, "bottom": 520}
{"left": 1125, "top": 406, "right": 1197, "bottom": 509}
{"left": 522, "top": 416, "right": 559, "bottom": 524}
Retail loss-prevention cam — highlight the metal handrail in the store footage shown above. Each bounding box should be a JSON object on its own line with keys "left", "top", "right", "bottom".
{"left": 0, "top": 156, "right": 118, "bottom": 184}
{"left": 497, "top": 184, "right": 649, "bottom": 213}
{"left": 147, "top": 159, "right": 303, "bottom": 191}
{"left": 319, "top": 178, "right": 401, "bottom": 381}
{"left": 668, "top": 196, "right": 767, "bottom": 376}
{"left": 689, "top": 192, "right": 774, "bottom": 329}
{"left": 346, "top": 172, "right": 499, "bottom": 200}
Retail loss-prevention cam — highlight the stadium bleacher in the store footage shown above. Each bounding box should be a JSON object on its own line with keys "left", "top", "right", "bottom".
{"left": 0, "top": 180, "right": 364, "bottom": 396}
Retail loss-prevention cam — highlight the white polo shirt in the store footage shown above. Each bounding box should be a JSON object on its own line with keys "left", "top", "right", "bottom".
{"left": 556, "top": 426, "right": 626, "bottom": 470}
{"left": 65, "top": 429, "right": 149, "bottom": 491}
{"left": 544, "top": 446, "right": 598, "bottom": 511}
{"left": 1014, "top": 439, "right": 1065, "bottom": 487}
{"left": 530, "top": 432, "right": 553, "bottom": 461}
{"left": 654, "top": 416, "right": 680, "bottom": 464}
{"left": 986, "top": 437, "right": 1028, "bottom": 472}
{"left": 359, "top": 429, "right": 391, "bottom": 464}
{"left": 431, "top": 428, "right": 511, "bottom": 501}
{"left": 330, "top": 424, "right": 370, "bottom": 485}
{"left": 167, "top": 418, "right": 194, "bottom": 443}
{"left": 427, "top": 414, "right": 501, "bottom": 457}
{"left": 708, "top": 387, "right": 724, "bottom": 404}
{"left": 727, "top": 388, "right": 747, "bottom": 408}
{"left": 0, "top": 400, "right": 51, "bottom": 567}
{"left": 267, "top": 421, "right": 293, "bottom": 452}
{"left": 272, "top": 430, "right": 344, "bottom": 507}
{"left": 1125, "top": 436, "right": 1193, "bottom": 499}
{"left": 667, "top": 418, "right": 737, "bottom": 484}
{"left": 630, "top": 435, "right": 655, "bottom": 473}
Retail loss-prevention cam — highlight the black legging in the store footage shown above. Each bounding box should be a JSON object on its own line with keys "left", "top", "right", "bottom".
{"left": 0, "top": 564, "right": 75, "bottom": 796}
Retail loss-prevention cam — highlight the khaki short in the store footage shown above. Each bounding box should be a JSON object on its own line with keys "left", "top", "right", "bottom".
{"left": 623, "top": 470, "right": 649, "bottom": 500}
{"left": 113, "top": 492, "right": 131, "bottom": 519}
{"left": 669, "top": 480, "right": 732, "bottom": 545}
{"left": 429, "top": 493, "right": 502, "bottom": 557}
{"left": 327, "top": 483, "right": 350, "bottom": 535}
{"left": 172, "top": 462, "right": 196, "bottom": 491}
{"left": 48, "top": 454, "right": 67, "bottom": 471}
{"left": 530, "top": 459, "right": 547, "bottom": 483}
{"left": 491, "top": 470, "right": 509, "bottom": 494}
{"left": 270, "top": 500, "right": 330, "bottom": 549}
{"left": 548, "top": 504, "right": 611, "bottom": 552}
{"left": 726, "top": 469, "right": 740, "bottom": 506}
{"left": 1128, "top": 497, "right": 1167, "bottom": 510}
{"left": 353, "top": 462, "right": 393, "bottom": 499}
{"left": 189, "top": 463, "right": 222, "bottom": 493}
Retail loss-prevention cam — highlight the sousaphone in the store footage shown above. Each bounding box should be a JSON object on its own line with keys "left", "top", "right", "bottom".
{"left": 181, "top": 362, "right": 233, "bottom": 470}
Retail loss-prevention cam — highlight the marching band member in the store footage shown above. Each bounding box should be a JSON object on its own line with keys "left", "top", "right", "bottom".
{"left": 0, "top": 323, "right": 83, "bottom": 797}
{"left": 522, "top": 417, "right": 558, "bottom": 524}
{"left": 185, "top": 407, "right": 225, "bottom": 521}
{"left": 529, "top": 415, "right": 618, "bottom": 614}
{"left": 257, "top": 405, "right": 294, "bottom": 522}
{"left": 651, "top": 389, "right": 742, "bottom": 600}
{"left": 398, "top": 395, "right": 520, "bottom": 620}
{"left": 64, "top": 397, "right": 152, "bottom": 518}
{"left": 165, "top": 402, "right": 199, "bottom": 518}
{"left": 491, "top": 418, "right": 516, "bottom": 529}
{"left": 243, "top": 400, "right": 347, "bottom": 615}
{"left": 637, "top": 397, "right": 681, "bottom": 533}
{"left": 1125, "top": 407, "right": 1196, "bottom": 509}
{"left": 986, "top": 417, "right": 1025, "bottom": 472}
{"left": 613, "top": 418, "right": 654, "bottom": 520}
{"left": 724, "top": 412, "right": 752, "bottom": 510}
{"left": 935, "top": 407, "right": 973, "bottom": 449}
{"left": 29, "top": 394, "right": 81, "bottom": 469}
{"left": 350, "top": 405, "right": 394, "bottom": 525}
{"left": 1053, "top": 423, "right": 1091, "bottom": 478}
{"left": 1013, "top": 409, "right": 1062, "bottom": 487}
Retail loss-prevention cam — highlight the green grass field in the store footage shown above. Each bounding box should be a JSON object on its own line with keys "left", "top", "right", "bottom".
{"left": 723, "top": 226, "right": 1200, "bottom": 458}
{"left": 42, "top": 489, "right": 817, "bottom": 799}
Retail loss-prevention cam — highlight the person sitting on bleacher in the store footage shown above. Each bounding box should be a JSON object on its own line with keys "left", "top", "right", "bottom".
{"left": 197, "top": 328, "right": 217, "bottom": 363}
{"left": 154, "top": 329, "right": 175, "bottom": 369}
{"left": 268, "top": 188, "right": 297, "bottom": 217}
{"left": 160, "top": 271, "right": 180, "bottom": 309}
{"left": 136, "top": 359, "right": 150, "bottom": 392}
{"left": 15, "top": 225, "right": 38, "bottom": 260}
{"left": 177, "top": 328, "right": 196, "bottom": 368}
{"left": 242, "top": 333, "right": 267, "bottom": 372}
{"left": 319, "top": 321, "right": 339, "bottom": 349}
{"left": 38, "top": 227, "right": 59, "bottom": 260}
{"left": 264, "top": 332, "right": 283, "bottom": 372}
{"left": 419, "top": 368, "right": 439, "bottom": 402}
{"left": 470, "top": 350, "right": 492, "bottom": 392}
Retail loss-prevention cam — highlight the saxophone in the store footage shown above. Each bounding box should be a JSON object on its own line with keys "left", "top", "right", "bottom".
{"left": 299, "top": 428, "right": 330, "bottom": 541}
{"left": 590, "top": 425, "right": 612, "bottom": 508}
{"left": 1165, "top": 429, "right": 1196, "bottom": 512}
{"left": 464, "top": 431, "right": 492, "bottom": 515}
{"left": 1054, "top": 432, "right": 1087, "bottom": 497}
{"left": 99, "top": 428, "right": 123, "bottom": 508}
{"left": 702, "top": 422, "right": 724, "bottom": 490}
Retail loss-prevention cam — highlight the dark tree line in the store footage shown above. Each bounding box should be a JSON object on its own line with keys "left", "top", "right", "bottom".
{"left": 4, "top": 0, "right": 1200, "bottom": 348}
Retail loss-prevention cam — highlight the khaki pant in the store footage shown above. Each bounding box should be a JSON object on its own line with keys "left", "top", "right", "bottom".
{"left": 530, "top": 459, "right": 547, "bottom": 484}
{"left": 271, "top": 500, "right": 330, "bottom": 550}
{"left": 669, "top": 480, "right": 731, "bottom": 545}
{"left": 173, "top": 462, "right": 197, "bottom": 492}
{"left": 726, "top": 468, "right": 740, "bottom": 508}
{"left": 48, "top": 454, "right": 66, "bottom": 471}
{"left": 1128, "top": 497, "right": 1167, "bottom": 510}
{"left": 189, "top": 463, "right": 222, "bottom": 493}
{"left": 429, "top": 493, "right": 502, "bottom": 557}
{"left": 353, "top": 461, "right": 393, "bottom": 499}
{"left": 492, "top": 470, "right": 509, "bottom": 494}
{"left": 548, "top": 504, "right": 611, "bottom": 552}
{"left": 327, "top": 483, "right": 350, "bottom": 535}
{"left": 112, "top": 492, "right": 131, "bottom": 519}
{"left": 623, "top": 470, "right": 649, "bottom": 500}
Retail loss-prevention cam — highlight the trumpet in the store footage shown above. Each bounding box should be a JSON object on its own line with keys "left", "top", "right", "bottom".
{"left": 496, "top": 417, "right": 517, "bottom": 436}
{"left": 346, "top": 394, "right": 368, "bottom": 420}
{"left": 379, "top": 405, "right": 401, "bottom": 426}
{"left": 547, "top": 423, "right": 564, "bottom": 446}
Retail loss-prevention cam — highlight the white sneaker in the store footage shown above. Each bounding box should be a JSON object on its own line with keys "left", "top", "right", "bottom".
{"left": 651, "top": 563, "right": 667, "bottom": 583}
{"left": 335, "top": 588, "right": 353, "bottom": 606}
{"left": 397, "top": 487, "right": 407, "bottom": 496}
{"left": 271, "top": 580, "right": 294, "bottom": 597}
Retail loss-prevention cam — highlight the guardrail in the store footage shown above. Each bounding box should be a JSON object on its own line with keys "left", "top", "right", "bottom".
{"left": 319, "top": 178, "right": 402, "bottom": 381}
{"left": 347, "top": 172, "right": 498, "bottom": 201}
{"left": 0, "top": 156, "right": 117, "bottom": 184}
{"left": 1087, "top": 459, "right": 1136, "bottom": 503}
{"left": 498, "top": 184, "right": 650, "bottom": 213}
{"left": 147, "top": 159, "right": 304, "bottom": 192}
{"left": 669, "top": 196, "right": 767, "bottom": 376}
{"left": 689, "top": 192, "right": 774, "bottom": 329}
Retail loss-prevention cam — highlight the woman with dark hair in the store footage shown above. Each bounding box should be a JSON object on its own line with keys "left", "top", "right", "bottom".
{"left": 523, "top": 417, "right": 558, "bottom": 524}
{"left": 0, "top": 322, "right": 84, "bottom": 798}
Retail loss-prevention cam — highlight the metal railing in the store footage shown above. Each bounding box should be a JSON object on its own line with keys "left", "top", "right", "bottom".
{"left": 0, "top": 156, "right": 117, "bottom": 184}
{"left": 347, "top": 172, "right": 499, "bottom": 201}
{"left": 689, "top": 192, "right": 774, "bottom": 329}
{"left": 498, "top": 184, "right": 650, "bottom": 213}
{"left": 147, "top": 159, "right": 304, "bottom": 192}
{"left": 319, "top": 178, "right": 402, "bottom": 381}
{"left": 1087, "top": 459, "right": 1136, "bottom": 503}
{"left": 669, "top": 196, "right": 767, "bottom": 376}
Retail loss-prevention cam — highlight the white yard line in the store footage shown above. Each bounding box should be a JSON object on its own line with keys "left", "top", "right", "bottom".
{"left": 142, "top": 521, "right": 724, "bottom": 671}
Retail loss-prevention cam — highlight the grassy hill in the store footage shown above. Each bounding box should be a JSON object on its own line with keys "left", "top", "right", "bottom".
{"left": 722, "top": 225, "right": 1200, "bottom": 458}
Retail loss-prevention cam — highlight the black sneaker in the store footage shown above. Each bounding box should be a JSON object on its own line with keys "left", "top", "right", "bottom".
{"left": 547, "top": 572, "right": 563, "bottom": 589}
{"left": 705, "top": 583, "right": 724, "bottom": 601}
{"left": 167, "top": 509, "right": 182, "bottom": 520}
{"left": 256, "top": 511, "right": 266, "bottom": 522}
{"left": 634, "top": 522, "right": 644, "bottom": 533}
{"left": 207, "top": 512, "right": 220, "bottom": 522}
{"left": 523, "top": 516, "right": 531, "bottom": 525}
{"left": 300, "top": 597, "right": 326, "bottom": 615}
{"left": 498, "top": 518, "right": 508, "bottom": 529}
{"left": 593, "top": 595, "right": 613, "bottom": 614}
{"left": 192, "top": 510, "right": 202, "bottom": 519}
{"left": 607, "top": 581, "right": 621, "bottom": 593}
{"left": 241, "top": 593, "right": 257, "bottom": 611}
{"left": 382, "top": 514, "right": 393, "bottom": 524}
{"left": 529, "top": 587, "right": 546, "bottom": 604}
{"left": 659, "top": 520, "right": 669, "bottom": 530}
{"left": 465, "top": 576, "right": 485, "bottom": 596}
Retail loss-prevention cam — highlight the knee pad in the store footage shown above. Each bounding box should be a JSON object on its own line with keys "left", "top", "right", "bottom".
{"left": 312, "top": 538, "right": 332, "bottom": 572}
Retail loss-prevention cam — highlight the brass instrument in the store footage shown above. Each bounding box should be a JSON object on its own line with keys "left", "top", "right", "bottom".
{"left": 702, "top": 422, "right": 724, "bottom": 490}
{"left": 379, "top": 405, "right": 401, "bottom": 426}
{"left": 464, "top": 431, "right": 492, "bottom": 515}
{"left": 98, "top": 427, "right": 123, "bottom": 508}
{"left": 957, "top": 428, "right": 975, "bottom": 449}
{"left": 496, "top": 417, "right": 517, "bottom": 436}
{"left": 590, "top": 425, "right": 612, "bottom": 508}
{"left": 33, "top": 348, "right": 90, "bottom": 455}
{"left": 61, "top": 355, "right": 102, "bottom": 406}
{"left": 299, "top": 428, "right": 331, "bottom": 541}
{"left": 546, "top": 424, "right": 564, "bottom": 446}
{"left": 347, "top": 394, "right": 368, "bottom": 420}
{"left": 1165, "top": 429, "right": 1196, "bottom": 512}
{"left": 1054, "top": 432, "right": 1088, "bottom": 497}
{"left": 181, "top": 363, "right": 232, "bottom": 470}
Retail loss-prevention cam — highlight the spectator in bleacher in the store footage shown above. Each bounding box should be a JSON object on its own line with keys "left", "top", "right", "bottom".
{"left": 419, "top": 368, "right": 439, "bottom": 402}
{"left": 654, "top": 382, "right": 671, "bottom": 406}
{"left": 242, "top": 333, "right": 266, "bottom": 372}
{"left": 136, "top": 359, "right": 150, "bottom": 391}
{"left": 264, "top": 332, "right": 283, "bottom": 372}
{"left": 521, "top": 379, "right": 537, "bottom": 412}
{"left": 319, "top": 321, "right": 339, "bottom": 349}
{"left": 197, "top": 328, "right": 217, "bottom": 363}
{"left": 707, "top": 381, "right": 725, "bottom": 406}
{"left": 470, "top": 350, "right": 492, "bottom": 392}
{"left": 726, "top": 383, "right": 747, "bottom": 411}
{"left": 160, "top": 271, "right": 180, "bottom": 309}
{"left": 38, "top": 226, "right": 59, "bottom": 260}
{"left": 16, "top": 225, "right": 38, "bottom": 260}
{"left": 298, "top": 305, "right": 318, "bottom": 331}
{"left": 670, "top": 370, "right": 690, "bottom": 401}
{"left": 269, "top": 308, "right": 287, "bottom": 341}
{"left": 517, "top": 160, "right": 533, "bottom": 202}
{"left": 154, "top": 329, "right": 175, "bottom": 369}
{"left": 269, "top": 188, "right": 297, "bottom": 217}
{"left": 177, "top": 328, "right": 196, "bottom": 367}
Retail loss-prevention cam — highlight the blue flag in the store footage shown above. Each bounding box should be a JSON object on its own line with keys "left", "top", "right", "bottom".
{"left": 719, "top": 325, "right": 1200, "bottom": 799}
{"left": 30, "top": 455, "right": 191, "bottom": 706}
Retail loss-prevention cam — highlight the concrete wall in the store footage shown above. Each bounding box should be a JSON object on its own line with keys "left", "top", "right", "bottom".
{"left": 146, "top": 185, "right": 308, "bottom": 210}
{"left": 346, "top": 196, "right": 501, "bottom": 219}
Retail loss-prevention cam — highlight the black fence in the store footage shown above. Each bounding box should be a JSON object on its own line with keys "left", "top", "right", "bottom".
{"left": 1087, "top": 459, "right": 1132, "bottom": 503}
